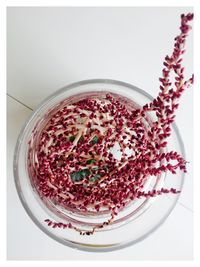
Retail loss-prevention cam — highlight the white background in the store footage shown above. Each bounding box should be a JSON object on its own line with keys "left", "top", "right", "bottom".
{"left": 7, "top": 7, "right": 193, "bottom": 260}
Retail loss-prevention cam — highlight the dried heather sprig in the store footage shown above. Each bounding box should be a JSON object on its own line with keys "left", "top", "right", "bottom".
{"left": 28, "top": 13, "right": 193, "bottom": 235}
{"left": 140, "top": 12, "right": 194, "bottom": 176}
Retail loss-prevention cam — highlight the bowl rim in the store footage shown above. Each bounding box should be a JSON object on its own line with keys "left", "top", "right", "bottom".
{"left": 13, "top": 78, "right": 186, "bottom": 252}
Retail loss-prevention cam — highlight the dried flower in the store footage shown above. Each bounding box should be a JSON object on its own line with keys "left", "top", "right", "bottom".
{"left": 28, "top": 13, "right": 193, "bottom": 235}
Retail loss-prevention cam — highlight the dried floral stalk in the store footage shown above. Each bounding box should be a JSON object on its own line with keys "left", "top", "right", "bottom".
{"left": 28, "top": 13, "right": 193, "bottom": 235}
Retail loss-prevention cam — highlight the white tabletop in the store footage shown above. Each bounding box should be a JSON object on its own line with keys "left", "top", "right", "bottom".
{"left": 7, "top": 7, "right": 193, "bottom": 260}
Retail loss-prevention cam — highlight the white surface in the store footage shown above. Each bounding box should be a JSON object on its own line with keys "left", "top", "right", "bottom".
{"left": 7, "top": 7, "right": 193, "bottom": 260}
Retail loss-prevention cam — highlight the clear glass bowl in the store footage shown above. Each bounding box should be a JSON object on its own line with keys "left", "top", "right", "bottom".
{"left": 13, "top": 79, "right": 185, "bottom": 251}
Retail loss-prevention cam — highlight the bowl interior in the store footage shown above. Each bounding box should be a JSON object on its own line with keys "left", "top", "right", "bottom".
{"left": 13, "top": 79, "right": 185, "bottom": 251}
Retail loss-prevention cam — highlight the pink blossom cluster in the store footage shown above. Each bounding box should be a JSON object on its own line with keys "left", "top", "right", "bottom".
{"left": 28, "top": 13, "right": 193, "bottom": 235}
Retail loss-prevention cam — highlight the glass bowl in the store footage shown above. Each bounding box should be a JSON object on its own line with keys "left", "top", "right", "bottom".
{"left": 13, "top": 79, "right": 185, "bottom": 251}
